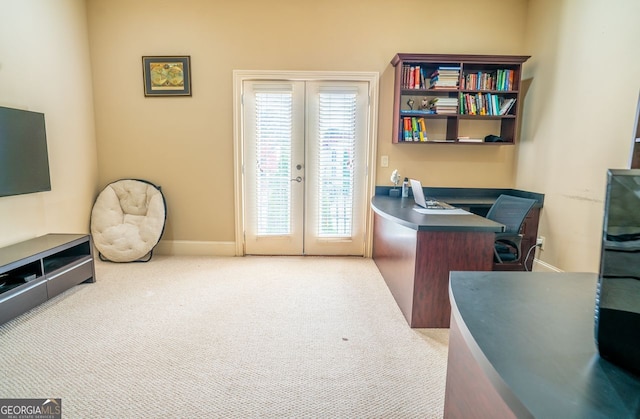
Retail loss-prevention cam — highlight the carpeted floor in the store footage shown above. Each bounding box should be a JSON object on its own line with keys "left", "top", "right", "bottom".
{"left": 0, "top": 256, "right": 448, "bottom": 418}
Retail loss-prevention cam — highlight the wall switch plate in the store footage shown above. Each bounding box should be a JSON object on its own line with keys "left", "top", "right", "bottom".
{"left": 381, "top": 155, "right": 389, "bottom": 167}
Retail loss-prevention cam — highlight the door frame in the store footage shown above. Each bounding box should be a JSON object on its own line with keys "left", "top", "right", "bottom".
{"left": 232, "top": 70, "right": 379, "bottom": 257}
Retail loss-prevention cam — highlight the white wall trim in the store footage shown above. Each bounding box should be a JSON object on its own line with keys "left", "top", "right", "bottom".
{"left": 532, "top": 258, "right": 563, "bottom": 272}
{"left": 232, "top": 70, "right": 379, "bottom": 257}
{"left": 155, "top": 240, "right": 236, "bottom": 257}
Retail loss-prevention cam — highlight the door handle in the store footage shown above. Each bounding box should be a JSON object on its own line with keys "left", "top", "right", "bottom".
{"left": 291, "top": 176, "right": 303, "bottom": 182}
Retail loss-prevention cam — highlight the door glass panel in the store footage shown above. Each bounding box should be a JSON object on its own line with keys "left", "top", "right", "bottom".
{"left": 255, "top": 92, "right": 292, "bottom": 235}
{"left": 317, "top": 91, "right": 357, "bottom": 237}
{"left": 243, "top": 81, "right": 304, "bottom": 255}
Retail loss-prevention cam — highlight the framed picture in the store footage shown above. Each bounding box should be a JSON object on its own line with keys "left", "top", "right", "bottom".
{"left": 142, "top": 56, "right": 192, "bottom": 97}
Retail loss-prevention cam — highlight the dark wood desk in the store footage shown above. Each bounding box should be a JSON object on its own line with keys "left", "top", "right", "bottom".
{"left": 371, "top": 196, "right": 503, "bottom": 328}
{"left": 445, "top": 271, "right": 640, "bottom": 418}
{"left": 375, "top": 186, "right": 544, "bottom": 271}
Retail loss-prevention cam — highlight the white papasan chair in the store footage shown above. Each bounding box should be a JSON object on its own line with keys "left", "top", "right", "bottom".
{"left": 90, "top": 179, "right": 167, "bottom": 262}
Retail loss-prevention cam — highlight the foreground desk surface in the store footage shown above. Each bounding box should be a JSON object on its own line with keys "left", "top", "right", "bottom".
{"left": 445, "top": 271, "right": 640, "bottom": 418}
{"left": 371, "top": 196, "right": 503, "bottom": 327}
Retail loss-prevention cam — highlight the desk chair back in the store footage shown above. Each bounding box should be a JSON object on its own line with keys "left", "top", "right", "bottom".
{"left": 486, "top": 194, "right": 537, "bottom": 263}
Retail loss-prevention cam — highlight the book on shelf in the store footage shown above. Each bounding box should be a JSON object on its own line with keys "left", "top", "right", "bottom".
{"left": 409, "top": 67, "right": 414, "bottom": 89}
{"left": 495, "top": 69, "right": 515, "bottom": 91}
{"left": 458, "top": 138, "right": 484, "bottom": 143}
{"left": 401, "top": 117, "right": 428, "bottom": 142}
{"left": 463, "top": 72, "right": 496, "bottom": 90}
{"left": 437, "top": 66, "right": 463, "bottom": 72}
{"left": 458, "top": 93, "right": 515, "bottom": 116}
{"left": 403, "top": 117, "right": 411, "bottom": 141}
{"left": 431, "top": 97, "right": 458, "bottom": 114}
{"left": 499, "top": 98, "right": 516, "bottom": 115}
{"left": 418, "top": 118, "right": 427, "bottom": 141}
{"left": 401, "top": 64, "right": 430, "bottom": 89}
{"left": 492, "top": 94, "right": 500, "bottom": 115}
{"left": 400, "top": 109, "right": 434, "bottom": 116}
{"left": 429, "top": 65, "right": 460, "bottom": 89}
{"left": 462, "top": 69, "right": 516, "bottom": 91}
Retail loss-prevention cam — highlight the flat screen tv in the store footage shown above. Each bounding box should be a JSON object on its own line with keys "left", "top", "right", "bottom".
{"left": 595, "top": 168, "right": 640, "bottom": 376}
{"left": 0, "top": 106, "right": 51, "bottom": 197}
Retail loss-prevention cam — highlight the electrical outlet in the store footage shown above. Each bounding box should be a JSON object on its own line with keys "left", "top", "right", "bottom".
{"left": 536, "top": 236, "right": 545, "bottom": 250}
{"left": 381, "top": 155, "right": 389, "bottom": 168}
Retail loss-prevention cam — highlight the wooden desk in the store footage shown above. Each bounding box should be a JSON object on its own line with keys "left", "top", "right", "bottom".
{"left": 445, "top": 271, "right": 640, "bottom": 418}
{"left": 375, "top": 186, "right": 544, "bottom": 271}
{"left": 371, "top": 196, "right": 503, "bottom": 328}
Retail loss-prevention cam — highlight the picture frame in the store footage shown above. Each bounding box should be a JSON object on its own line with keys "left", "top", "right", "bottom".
{"left": 142, "top": 56, "right": 192, "bottom": 97}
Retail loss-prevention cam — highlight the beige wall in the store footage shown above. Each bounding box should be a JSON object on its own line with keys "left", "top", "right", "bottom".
{"left": 0, "top": 0, "right": 98, "bottom": 247}
{"left": 5, "top": 1, "right": 637, "bottom": 272}
{"left": 86, "top": 0, "right": 529, "bottom": 250}
{"left": 519, "top": 0, "right": 640, "bottom": 272}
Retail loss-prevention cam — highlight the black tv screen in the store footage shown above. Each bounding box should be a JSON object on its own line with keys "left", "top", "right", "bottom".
{"left": 594, "top": 168, "right": 640, "bottom": 375}
{"left": 0, "top": 106, "right": 51, "bottom": 197}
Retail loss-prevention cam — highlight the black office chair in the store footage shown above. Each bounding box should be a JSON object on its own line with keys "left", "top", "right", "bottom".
{"left": 486, "top": 194, "right": 537, "bottom": 263}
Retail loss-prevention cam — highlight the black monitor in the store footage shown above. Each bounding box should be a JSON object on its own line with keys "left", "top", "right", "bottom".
{"left": 595, "top": 168, "right": 640, "bottom": 376}
{"left": 0, "top": 106, "right": 51, "bottom": 197}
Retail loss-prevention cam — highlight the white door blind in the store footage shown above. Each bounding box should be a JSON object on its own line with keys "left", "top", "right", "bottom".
{"left": 243, "top": 79, "right": 369, "bottom": 256}
{"left": 254, "top": 91, "right": 292, "bottom": 235}
{"left": 316, "top": 92, "right": 357, "bottom": 237}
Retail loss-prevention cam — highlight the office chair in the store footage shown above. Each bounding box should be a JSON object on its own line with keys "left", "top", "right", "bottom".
{"left": 486, "top": 194, "right": 537, "bottom": 263}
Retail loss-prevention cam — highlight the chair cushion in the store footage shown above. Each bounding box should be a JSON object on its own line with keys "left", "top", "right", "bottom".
{"left": 495, "top": 242, "right": 518, "bottom": 262}
{"left": 90, "top": 179, "right": 166, "bottom": 262}
{"left": 495, "top": 243, "right": 512, "bottom": 254}
{"left": 496, "top": 251, "right": 518, "bottom": 262}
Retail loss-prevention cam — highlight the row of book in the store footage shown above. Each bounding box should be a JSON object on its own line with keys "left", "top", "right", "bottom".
{"left": 400, "top": 66, "right": 517, "bottom": 91}
{"left": 461, "top": 69, "right": 515, "bottom": 91}
{"left": 459, "top": 93, "right": 516, "bottom": 116}
{"left": 402, "top": 117, "right": 428, "bottom": 142}
{"left": 400, "top": 65, "right": 461, "bottom": 90}
{"left": 401, "top": 65, "right": 427, "bottom": 89}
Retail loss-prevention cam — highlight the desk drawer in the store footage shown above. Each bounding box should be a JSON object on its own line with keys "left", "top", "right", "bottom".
{"left": 0, "top": 278, "right": 48, "bottom": 324}
{"left": 46, "top": 257, "right": 94, "bottom": 298}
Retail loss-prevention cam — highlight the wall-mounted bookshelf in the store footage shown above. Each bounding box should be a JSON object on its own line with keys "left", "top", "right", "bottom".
{"left": 391, "top": 53, "right": 530, "bottom": 145}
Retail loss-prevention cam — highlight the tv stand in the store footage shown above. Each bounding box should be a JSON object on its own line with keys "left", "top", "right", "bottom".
{"left": 0, "top": 234, "right": 95, "bottom": 325}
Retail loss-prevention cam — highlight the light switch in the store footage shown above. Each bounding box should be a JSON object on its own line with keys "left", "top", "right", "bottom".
{"left": 381, "top": 155, "right": 389, "bottom": 168}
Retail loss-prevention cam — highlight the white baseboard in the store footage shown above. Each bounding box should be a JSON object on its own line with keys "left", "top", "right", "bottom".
{"left": 154, "top": 240, "right": 237, "bottom": 257}
{"left": 532, "top": 258, "right": 563, "bottom": 272}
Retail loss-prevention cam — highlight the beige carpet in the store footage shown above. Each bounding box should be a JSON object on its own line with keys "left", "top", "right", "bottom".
{"left": 0, "top": 256, "right": 448, "bottom": 418}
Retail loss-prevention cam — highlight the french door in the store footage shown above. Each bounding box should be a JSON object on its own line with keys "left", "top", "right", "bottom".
{"left": 242, "top": 79, "right": 370, "bottom": 255}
